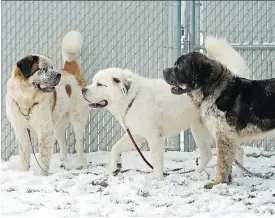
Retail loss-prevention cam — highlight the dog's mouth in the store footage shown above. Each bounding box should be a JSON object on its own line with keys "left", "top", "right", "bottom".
{"left": 33, "top": 83, "right": 58, "bottom": 92}
{"left": 83, "top": 97, "right": 108, "bottom": 108}
{"left": 89, "top": 100, "right": 108, "bottom": 108}
{"left": 170, "top": 84, "right": 188, "bottom": 95}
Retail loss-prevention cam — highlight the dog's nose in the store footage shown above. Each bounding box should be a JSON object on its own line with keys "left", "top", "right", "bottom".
{"left": 163, "top": 68, "right": 170, "bottom": 75}
{"left": 82, "top": 88, "right": 87, "bottom": 94}
{"left": 56, "top": 73, "right": 61, "bottom": 79}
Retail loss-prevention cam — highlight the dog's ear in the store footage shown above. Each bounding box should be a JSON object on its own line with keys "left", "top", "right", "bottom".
{"left": 112, "top": 75, "right": 132, "bottom": 95}
{"left": 16, "top": 55, "right": 40, "bottom": 79}
{"left": 189, "top": 53, "right": 212, "bottom": 88}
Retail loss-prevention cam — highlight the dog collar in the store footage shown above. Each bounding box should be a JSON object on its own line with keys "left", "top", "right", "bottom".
{"left": 14, "top": 100, "right": 39, "bottom": 121}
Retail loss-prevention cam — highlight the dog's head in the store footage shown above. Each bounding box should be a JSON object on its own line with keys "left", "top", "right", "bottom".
{"left": 81, "top": 68, "right": 132, "bottom": 109}
{"left": 14, "top": 55, "right": 61, "bottom": 92}
{"left": 163, "top": 52, "right": 213, "bottom": 95}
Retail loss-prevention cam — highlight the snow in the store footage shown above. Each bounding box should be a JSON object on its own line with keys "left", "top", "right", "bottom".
{"left": 1, "top": 147, "right": 275, "bottom": 217}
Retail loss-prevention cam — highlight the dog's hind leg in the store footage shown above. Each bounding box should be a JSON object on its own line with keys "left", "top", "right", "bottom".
{"left": 191, "top": 122, "right": 212, "bottom": 173}
{"left": 204, "top": 132, "right": 235, "bottom": 189}
{"left": 70, "top": 115, "right": 87, "bottom": 170}
{"left": 54, "top": 116, "right": 69, "bottom": 168}
{"left": 109, "top": 133, "right": 146, "bottom": 176}
{"left": 147, "top": 136, "right": 164, "bottom": 180}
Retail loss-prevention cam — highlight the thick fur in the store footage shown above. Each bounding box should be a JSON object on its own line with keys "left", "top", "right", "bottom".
{"left": 6, "top": 30, "right": 89, "bottom": 175}
{"left": 82, "top": 37, "right": 248, "bottom": 180}
{"left": 163, "top": 42, "right": 275, "bottom": 188}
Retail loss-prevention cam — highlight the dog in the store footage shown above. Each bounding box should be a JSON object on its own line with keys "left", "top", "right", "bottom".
{"left": 163, "top": 39, "right": 275, "bottom": 188}
{"left": 6, "top": 30, "right": 89, "bottom": 175}
{"left": 81, "top": 37, "right": 249, "bottom": 180}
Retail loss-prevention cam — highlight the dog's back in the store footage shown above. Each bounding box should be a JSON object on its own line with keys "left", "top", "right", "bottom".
{"left": 216, "top": 77, "right": 275, "bottom": 134}
{"left": 51, "top": 31, "right": 88, "bottom": 116}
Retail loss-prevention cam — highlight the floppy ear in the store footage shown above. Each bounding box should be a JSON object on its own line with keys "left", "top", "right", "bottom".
{"left": 112, "top": 75, "right": 132, "bottom": 95}
{"left": 16, "top": 55, "right": 39, "bottom": 79}
{"left": 189, "top": 54, "right": 212, "bottom": 88}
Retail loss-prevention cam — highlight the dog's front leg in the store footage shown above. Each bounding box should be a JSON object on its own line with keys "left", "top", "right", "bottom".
{"left": 36, "top": 131, "right": 54, "bottom": 176}
{"left": 16, "top": 130, "right": 31, "bottom": 171}
{"left": 109, "top": 133, "right": 145, "bottom": 176}
{"left": 147, "top": 136, "right": 164, "bottom": 180}
{"left": 204, "top": 132, "right": 235, "bottom": 189}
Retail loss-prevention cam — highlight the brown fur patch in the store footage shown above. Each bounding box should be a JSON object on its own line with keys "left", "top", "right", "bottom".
{"left": 204, "top": 132, "right": 235, "bottom": 189}
{"left": 12, "top": 66, "right": 26, "bottom": 81}
{"left": 13, "top": 56, "right": 40, "bottom": 81}
{"left": 51, "top": 90, "right": 57, "bottom": 112}
{"left": 63, "top": 60, "right": 86, "bottom": 87}
{"left": 65, "top": 84, "right": 72, "bottom": 97}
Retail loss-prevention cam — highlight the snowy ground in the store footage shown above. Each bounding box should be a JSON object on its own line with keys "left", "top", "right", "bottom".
{"left": 1, "top": 147, "right": 275, "bottom": 217}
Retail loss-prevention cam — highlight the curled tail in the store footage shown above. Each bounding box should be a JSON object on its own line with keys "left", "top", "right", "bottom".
{"left": 62, "top": 30, "right": 86, "bottom": 87}
{"left": 205, "top": 36, "right": 250, "bottom": 79}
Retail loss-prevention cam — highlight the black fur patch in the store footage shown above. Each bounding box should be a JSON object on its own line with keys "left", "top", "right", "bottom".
{"left": 17, "top": 55, "right": 39, "bottom": 79}
{"left": 216, "top": 77, "right": 275, "bottom": 131}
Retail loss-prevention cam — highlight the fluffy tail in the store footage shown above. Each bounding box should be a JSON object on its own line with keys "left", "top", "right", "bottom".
{"left": 62, "top": 30, "right": 86, "bottom": 87}
{"left": 205, "top": 36, "right": 250, "bottom": 79}
{"left": 62, "top": 30, "right": 82, "bottom": 62}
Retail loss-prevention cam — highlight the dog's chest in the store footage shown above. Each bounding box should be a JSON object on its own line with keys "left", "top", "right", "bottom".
{"left": 197, "top": 98, "right": 228, "bottom": 137}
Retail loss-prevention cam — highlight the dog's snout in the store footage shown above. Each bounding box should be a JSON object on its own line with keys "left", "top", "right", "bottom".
{"left": 56, "top": 73, "right": 61, "bottom": 79}
{"left": 163, "top": 68, "right": 171, "bottom": 75}
{"left": 82, "top": 88, "right": 87, "bottom": 94}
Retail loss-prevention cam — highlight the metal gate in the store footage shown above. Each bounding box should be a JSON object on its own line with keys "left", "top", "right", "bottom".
{"left": 182, "top": 1, "right": 275, "bottom": 152}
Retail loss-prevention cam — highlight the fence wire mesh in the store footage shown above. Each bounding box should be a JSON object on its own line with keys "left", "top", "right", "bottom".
{"left": 2, "top": 1, "right": 275, "bottom": 161}
{"left": 184, "top": 1, "right": 275, "bottom": 152}
{"left": 1, "top": 1, "right": 182, "bottom": 161}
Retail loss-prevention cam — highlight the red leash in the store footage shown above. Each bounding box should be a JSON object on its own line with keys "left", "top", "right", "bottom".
{"left": 125, "top": 128, "right": 153, "bottom": 169}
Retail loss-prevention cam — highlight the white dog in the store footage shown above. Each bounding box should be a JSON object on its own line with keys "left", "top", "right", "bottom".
{"left": 6, "top": 30, "right": 89, "bottom": 175}
{"left": 82, "top": 37, "right": 249, "bottom": 179}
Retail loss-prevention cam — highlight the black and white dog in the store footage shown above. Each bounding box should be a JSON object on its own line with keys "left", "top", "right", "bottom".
{"left": 163, "top": 47, "right": 275, "bottom": 189}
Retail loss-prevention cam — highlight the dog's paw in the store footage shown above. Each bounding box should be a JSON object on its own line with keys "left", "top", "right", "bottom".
{"left": 59, "top": 160, "right": 70, "bottom": 170}
{"left": 194, "top": 165, "right": 206, "bottom": 174}
{"left": 152, "top": 171, "right": 164, "bottom": 180}
{"left": 76, "top": 155, "right": 86, "bottom": 170}
{"left": 204, "top": 181, "right": 215, "bottom": 189}
{"left": 204, "top": 178, "right": 226, "bottom": 189}
{"left": 20, "top": 158, "right": 30, "bottom": 171}
{"left": 194, "top": 157, "right": 209, "bottom": 174}
{"left": 235, "top": 168, "right": 244, "bottom": 178}
{"left": 109, "top": 162, "right": 122, "bottom": 176}
{"left": 20, "top": 163, "right": 30, "bottom": 172}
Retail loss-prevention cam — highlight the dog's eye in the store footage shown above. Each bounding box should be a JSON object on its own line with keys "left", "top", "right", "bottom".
{"left": 97, "top": 83, "right": 107, "bottom": 87}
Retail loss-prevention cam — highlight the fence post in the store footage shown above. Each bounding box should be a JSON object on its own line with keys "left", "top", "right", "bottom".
{"left": 165, "top": 1, "right": 181, "bottom": 151}
{"left": 182, "top": 0, "right": 197, "bottom": 152}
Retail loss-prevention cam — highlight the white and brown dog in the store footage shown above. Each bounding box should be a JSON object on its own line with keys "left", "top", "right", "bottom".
{"left": 6, "top": 30, "right": 89, "bottom": 175}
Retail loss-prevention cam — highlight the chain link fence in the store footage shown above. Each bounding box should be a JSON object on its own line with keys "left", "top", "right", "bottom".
{"left": 182, "top": 1, "right": 275, "bottom": 152}
{"left": 1, "top": 1, "right": 183, "bottom": 161}
{"left": 2, "top": 1, "right": 275, "bottom": 161}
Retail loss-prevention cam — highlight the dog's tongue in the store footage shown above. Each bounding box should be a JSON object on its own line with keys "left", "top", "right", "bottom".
{"left": 40, "top": 84, "right": 47, "bottom": 89}
{"left": 98, "top": 100, "right": 106, "bottom": 106}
